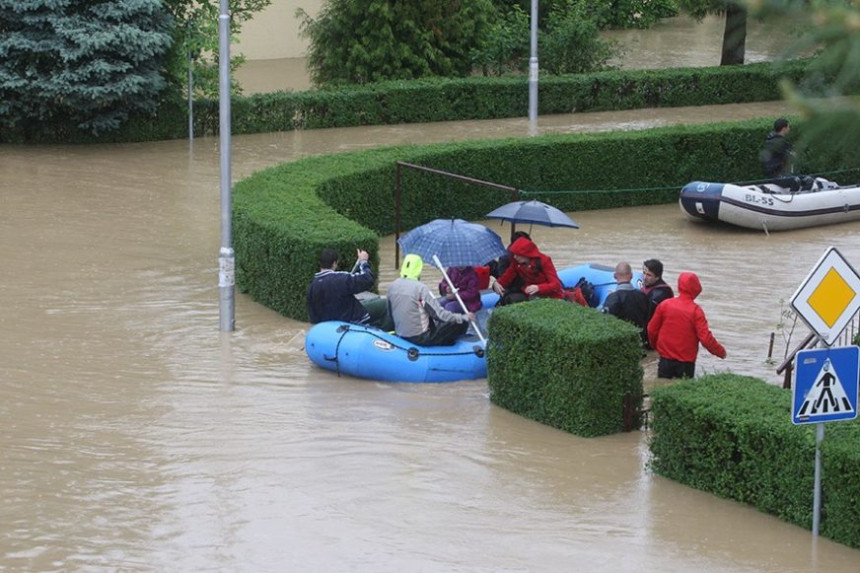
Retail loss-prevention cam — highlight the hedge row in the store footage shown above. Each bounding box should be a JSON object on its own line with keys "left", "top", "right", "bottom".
{"left": 1, "top": 59, "right": 816, "bottom": 144}
{"left": 233, "top": 116, "right": 860, "bottom": 321}
{"left": 486, "top": 299, "right": 644, "bottom": 437}
{"left": 649, "top": 374, "right": 860, "bottom": 549}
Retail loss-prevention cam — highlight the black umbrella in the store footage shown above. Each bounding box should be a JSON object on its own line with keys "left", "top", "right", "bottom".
{"left": 486, "top": 200, "right": 580, "bottom": 229}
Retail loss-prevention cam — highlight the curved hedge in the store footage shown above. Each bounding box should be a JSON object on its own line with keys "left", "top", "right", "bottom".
{"left": 237, "top": 117, "right": 824, "bottom": 320}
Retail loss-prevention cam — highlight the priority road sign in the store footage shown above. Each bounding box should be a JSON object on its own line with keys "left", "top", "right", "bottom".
{"left": 793, "top": 346, "right": 860, "bottom": 425}
{"left": 790, "top": 247, "right": 860, "bottom": 346}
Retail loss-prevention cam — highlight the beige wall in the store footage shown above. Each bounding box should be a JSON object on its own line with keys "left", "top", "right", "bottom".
{"left": 235, "top": 0, "right": 323, "bottom": 60}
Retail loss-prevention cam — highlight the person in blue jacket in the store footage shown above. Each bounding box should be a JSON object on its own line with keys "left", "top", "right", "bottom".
{"left": 306, "top": 247, "right": 391, "bottom": 329}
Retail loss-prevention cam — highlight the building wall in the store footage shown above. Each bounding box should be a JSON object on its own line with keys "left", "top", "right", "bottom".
{"left": 235, "top": 0, "right": 322, "bottom": 60}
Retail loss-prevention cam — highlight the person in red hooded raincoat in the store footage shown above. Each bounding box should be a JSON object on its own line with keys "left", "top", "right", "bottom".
{"left": 491, "top": 236, "right": 563, "bottom": 306}
{"left": 647, "top": 271, "right": 727, "bottom": 379}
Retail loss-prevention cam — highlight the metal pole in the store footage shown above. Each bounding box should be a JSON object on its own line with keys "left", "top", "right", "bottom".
{"left": 187, "top": 49, "right": 194, "bottom": 141}
{"left": 527, "top": 0, "right": 539, "bottom": 124}
{"left": 812, "top": 422, "right": 824, "bottom": 536}
{"left": 218, "top": 0, "right": 235, "bottom": 332}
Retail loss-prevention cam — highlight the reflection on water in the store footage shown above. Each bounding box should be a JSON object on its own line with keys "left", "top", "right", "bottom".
{"left": 2, "top": 106, "right": 860, "bottom": 570}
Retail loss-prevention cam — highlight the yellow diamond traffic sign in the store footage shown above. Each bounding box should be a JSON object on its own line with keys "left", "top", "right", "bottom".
{"left": 791, "top": 247, "right": 860, "bottom": 346}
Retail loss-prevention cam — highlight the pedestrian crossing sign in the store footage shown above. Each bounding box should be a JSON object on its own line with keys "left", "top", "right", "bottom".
{"left": 793, "top": 346, "right": 860, "bottom": 425}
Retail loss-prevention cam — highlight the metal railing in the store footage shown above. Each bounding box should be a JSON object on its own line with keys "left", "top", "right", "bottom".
{"left": 776, "top": 314, "right": 860, "bottom": 389}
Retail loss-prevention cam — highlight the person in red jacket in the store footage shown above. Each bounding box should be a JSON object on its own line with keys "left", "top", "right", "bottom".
{"left": 491, "top": 236, "right": 563, "bottom": 305}
{"left": 647, "top": 271, "right": 727, "bottom": 379}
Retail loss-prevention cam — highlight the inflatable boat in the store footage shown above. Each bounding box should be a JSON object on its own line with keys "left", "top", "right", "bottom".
{"left": 480, "top": 262, "right": 644, "bottom": 309}
{"left": 305, "top": 263, "right": 641, "bottom": 383}
{"left": 679, "top": 178, "right": 860, "bottom": 232}
{"left": 305, "top": 321, "right": 487, "bottom": 383}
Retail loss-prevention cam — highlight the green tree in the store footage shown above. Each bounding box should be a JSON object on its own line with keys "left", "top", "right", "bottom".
{"left": 675, "top": 0, "right": 748, "bottom": 65}
{"left": 0, "top": 0, "right": 173, "bottom": 136}
{"left": 162, "top": 0, "right": 271, "bottom": 97}
{"left": 298, "top": 0, "right": 497, "bottom": 85}
{"left": 472, "top": 0, "right": 615, "bottom": 76}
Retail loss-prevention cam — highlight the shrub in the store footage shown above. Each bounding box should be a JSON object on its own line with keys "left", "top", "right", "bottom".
{"left": 486, "top": 299, "right": 644, "bottom": 437}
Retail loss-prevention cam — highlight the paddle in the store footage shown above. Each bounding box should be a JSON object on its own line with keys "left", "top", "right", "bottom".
{"left": 432, "top": 254, "right": 486, "bottom": 344}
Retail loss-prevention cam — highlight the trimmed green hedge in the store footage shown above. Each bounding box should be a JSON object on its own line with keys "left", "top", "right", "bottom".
{"left": 1, "top": 59, "right": 816, "bottom": 143}
{"left": 234, "top": 116, "right": 860, "bottom": 321}
{"left": 485, "top": 299, "right": 644, "bottom": 437}
{"left": 200, "top": 61, "right": 812, "bottom": 136}
{"left": 649, "top": 374, "right": 860, "bottom": 549}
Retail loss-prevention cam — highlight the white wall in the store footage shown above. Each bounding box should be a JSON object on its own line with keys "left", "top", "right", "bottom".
{"left": 235, "top": 0, "right": 323, "bottom": 60}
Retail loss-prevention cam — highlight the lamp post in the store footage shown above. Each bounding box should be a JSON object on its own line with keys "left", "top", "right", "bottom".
{"left": 528, "top": 0, "right": 539, "bottom": 125}
{"left": 218, "top": 0, "right": 235, "bottom": 331}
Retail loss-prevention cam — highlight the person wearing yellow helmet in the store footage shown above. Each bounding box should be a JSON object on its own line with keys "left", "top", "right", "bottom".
{"left": 387, "top": 254, "right": 474, "bottom": 346}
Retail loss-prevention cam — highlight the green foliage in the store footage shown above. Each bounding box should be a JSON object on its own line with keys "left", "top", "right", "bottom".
{"left": 0, "top": 0, "right": 173, "bottom": 137}
{"left": 471, "top": 5, "right": 530, "bottom": 75}
{"left": 161, "top": 0, "right": 271, "bottom": 97}
{"left": 485, "top": 299, "right": 644, "bottom": 437}
{"left": 649, "top": 374, "right": 860, "bottom": 549}
{"left": 540, "top": 0, "right": 615, "bottom": 75}
{"left": 188, "top": 60, "right": 812, "bottom": 136}
{"left": 473, "top": 1, "right": 616, "bottom": 76}
{"left": 231, "top": 116, "right": 860, "bottom": 320}
{"left": 299, "top": 0, "right": 497, "bottom": 86}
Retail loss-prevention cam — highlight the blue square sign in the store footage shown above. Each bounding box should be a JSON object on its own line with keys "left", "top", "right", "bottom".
{"left": 793, "top": 346, "right": 860, "bottom": 425}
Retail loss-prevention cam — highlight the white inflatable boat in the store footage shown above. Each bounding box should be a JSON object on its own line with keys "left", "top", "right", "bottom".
{"left": 679, "top": 177, "right": 860, "bottom": 232}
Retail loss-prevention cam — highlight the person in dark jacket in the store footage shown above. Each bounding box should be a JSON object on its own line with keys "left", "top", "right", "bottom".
{"left": 641, "top": 258, "right": 674, "bottom": 319}
{"left": 602, "top": 261, "right": 651, "bottom": 348}
{"left": 761, "top": 117, "right": 793, "bottom": 178}
{"left": 647, "top": 271, "right": 727, "bottom": 379}
{"left": 491, "top": 236, "right": 563, "bottom": 305}
{"left": 306, "top": 247, "right": 391, "bottom": 329}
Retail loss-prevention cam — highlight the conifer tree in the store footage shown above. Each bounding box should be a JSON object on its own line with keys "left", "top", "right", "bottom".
{"left": 0, "top": 0, "right": 173, "bottom": 136}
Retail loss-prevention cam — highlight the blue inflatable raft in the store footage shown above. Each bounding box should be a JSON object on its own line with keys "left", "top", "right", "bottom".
{"left": 305, "top": 321, "right": 487, "bottom": 383}
{"left": 305, "top": 263, "right": 643, "bottom": 383}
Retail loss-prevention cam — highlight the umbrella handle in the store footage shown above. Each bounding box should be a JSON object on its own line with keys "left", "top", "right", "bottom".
{"left": 432, "top": 255, "right": 486, "bottom": 344}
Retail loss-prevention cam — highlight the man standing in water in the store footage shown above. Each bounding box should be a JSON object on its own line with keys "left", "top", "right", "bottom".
{"left": 641, "top": 259, "right": 673, "bottom": 319}
{"left": 647, "top": 271, "right": 726, "bottom": 379}
{"left": 603, "top": 261, "right": 651, "bottom": 348}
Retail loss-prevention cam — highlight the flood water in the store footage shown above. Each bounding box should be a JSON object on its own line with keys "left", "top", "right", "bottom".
{"left": 3, "top": 97, "right": 860, "bottom": 571}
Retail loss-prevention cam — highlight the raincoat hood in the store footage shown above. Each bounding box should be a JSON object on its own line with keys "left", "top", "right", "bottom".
{"left": 677, "top": 271, "right": 702, "bottom": 299}
{"left": 508, "top": 237, "right": 541, "bottom": 258}
{"left": 401, "top": 254, "right": 424, "bottom": 279}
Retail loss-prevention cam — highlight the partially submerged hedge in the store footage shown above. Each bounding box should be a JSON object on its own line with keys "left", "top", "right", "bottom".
{"left": 649, "top": 374, "right": 860, "bottom": 549}
{"left": 1, "top": 59, "right": 817, "bottom": 143}
{"left": 485, "top": 299, "right": 643, "bottom": 437}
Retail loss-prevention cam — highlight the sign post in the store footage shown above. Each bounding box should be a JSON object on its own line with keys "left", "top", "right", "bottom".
{"left": 789, "top": 246, "right": 860, "bottom": 536}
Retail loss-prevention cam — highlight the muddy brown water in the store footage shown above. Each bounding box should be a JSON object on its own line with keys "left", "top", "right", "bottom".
{"left": 3, "top": 101, "right": 860, "bottom": 570}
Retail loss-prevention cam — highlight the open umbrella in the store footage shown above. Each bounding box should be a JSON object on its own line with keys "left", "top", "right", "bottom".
{"left": 397, "top": 219, "right": 506, "bottom": 344}
{"left": 397, "top": 219, "right": 507, "bottom": 268}
{"left": 485, "top": 200, "right": 580, "bottom": 229}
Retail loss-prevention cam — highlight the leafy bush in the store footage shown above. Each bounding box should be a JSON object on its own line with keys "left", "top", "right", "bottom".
{"left": 486, "top": 299, "right": 644, "bottom": 437}
{"left": 298, "top": 0, "right": 497, "bottom": 85}
{"left": 649, "top": 374, "right": 860, "bottom": 549}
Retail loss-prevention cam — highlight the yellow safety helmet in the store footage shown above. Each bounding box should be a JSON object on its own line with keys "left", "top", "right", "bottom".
{"left": 400, "top": 254, "right": 424, "bottom": 280}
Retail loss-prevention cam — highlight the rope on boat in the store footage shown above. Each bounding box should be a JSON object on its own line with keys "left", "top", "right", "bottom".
{"left": 334, "top": 323, "right": 485, "bottom": 361}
